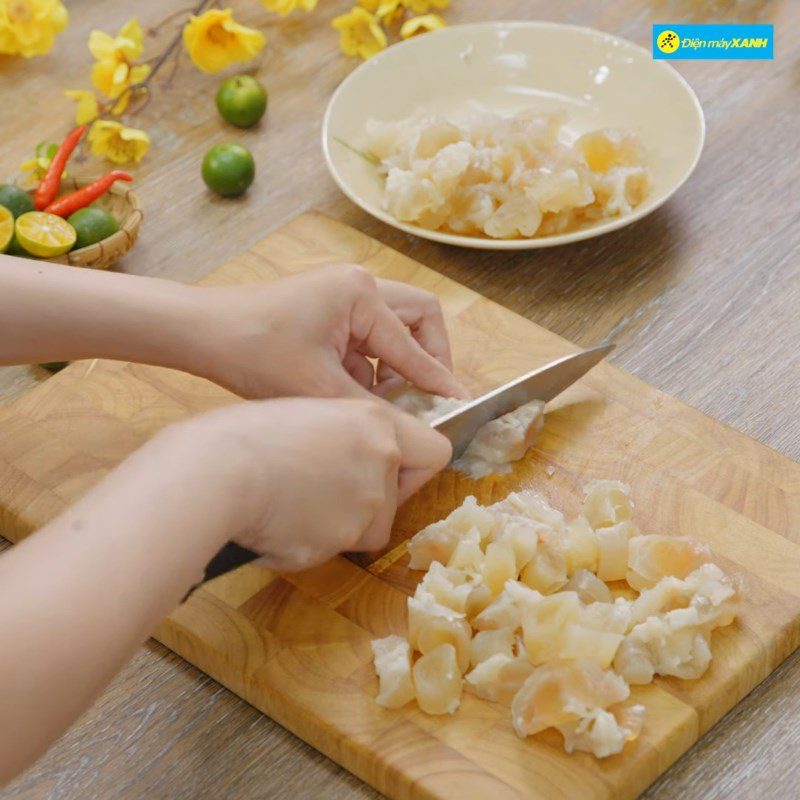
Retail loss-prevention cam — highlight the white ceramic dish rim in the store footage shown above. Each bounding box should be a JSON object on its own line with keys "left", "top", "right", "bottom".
{"left": 321, "top": 20, "right": 706, "bottom": 250}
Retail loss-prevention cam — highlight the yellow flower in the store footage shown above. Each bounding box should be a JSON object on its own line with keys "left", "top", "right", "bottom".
{"left": 374, "top": 0, "right": 404, "bottom": 24}
{"left": 332, "top": 7, "right": 386, "bottom": 60}
{"left": 402, "top": 0, "right": 449, "bottom": 13}
{"left": 261, "top": 0, "right": 317, "bottom": 15}
{"left": 88, "top": 18, "right": 150, "bottom": 113}
{"left": 183, "top": 8, "right": 265, "bottom": 73}
{"left": 19, "top": 157, "right": 48, "bottom": 185}
{"left": 19, "top": 142, "right": 64, "bottom": 187}
{"left": 400, "top": 13, "right": 446, "bottom": 38}
{"left": 0, "top": 0, "right": 68, "bottom": 57}
{"left": 88, "top": 120, "right": 150, "bottom": 165}
{"left": 65, "top": 89, "right": 100, "bottom": 125}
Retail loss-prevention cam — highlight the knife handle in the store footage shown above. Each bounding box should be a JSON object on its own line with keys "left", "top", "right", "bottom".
{"left": 184, "top": 541, "right": 259, "bottom": 600}
{"left": 204, "top": 541, "right": 260, "bottom": 581}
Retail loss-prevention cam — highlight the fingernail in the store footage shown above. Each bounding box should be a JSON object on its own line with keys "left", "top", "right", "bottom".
{"left": 450, "top": 378, "right": 470, "bottom": 399}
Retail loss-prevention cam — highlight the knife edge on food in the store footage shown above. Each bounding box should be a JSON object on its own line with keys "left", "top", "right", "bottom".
{"left": 430, "top": 343, "right": 614, "bottom": 462}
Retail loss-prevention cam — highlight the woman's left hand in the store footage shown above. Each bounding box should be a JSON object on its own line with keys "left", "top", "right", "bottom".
{"left": 182, "top": 263, "right": 466, "bottom": 401}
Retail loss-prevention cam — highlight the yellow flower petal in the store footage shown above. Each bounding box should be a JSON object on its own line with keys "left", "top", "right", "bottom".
{"left": 261, "top": 0, "right": 317, "bottom": 14}
{"left": 88, "top": 120, "right": 150, "bottom": 164}
{"left": 65, "top": 89, "right": 100, "bottom": 124}
{"left": 400, "top": 12, "right": 446, "bottom": 38}
{"left": 118, "top": 18, "right": 142, "bottom": 40}
{"left": 120, "top": 127, "right": 149, "bottom": 143}
{"left": 183, "top": 8, "right": 265, "bottom": 73}
{"left": 88, "top": 28, "right": 115, "bottom": 61}
{"left": 19, "top": 140, "right": 67, "bottom": 185}
{"left": 112, "top": 60, "right": 129, "bottom": 87}
{"left": 332, "top": 7, "right": 387, "bottom": 60}
{"left": 50, "top": 0, "right": 68, "bottom": 33}
{"left": 261, "top": 0, "right": 293, "bottom": 14}
{"left": 402, "top": 0, "right": 449, "bottom": 13}
{"left": 117, "top": 17, "right": 144, "bottom": 60}
{"left": 91, "top": 57, "right": 118, "bottom": 97}
{"left": 375, "top": 0, "right": 404, "bottom": 23}
{"left": 111, "top": 93, "right": 129, "bottom": 115}
{"left": 0, "top": 0, "right": 69, "bottom": 57}
{"left": 18, "top": 154, "right": 50, "bottom": 187}
{"left": 128, "top": 63, "right": 151, "bottom": 84}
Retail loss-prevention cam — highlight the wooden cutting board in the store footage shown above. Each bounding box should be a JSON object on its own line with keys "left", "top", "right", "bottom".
{"left": 1, "top": 211, "right": 799, "bottom": 800}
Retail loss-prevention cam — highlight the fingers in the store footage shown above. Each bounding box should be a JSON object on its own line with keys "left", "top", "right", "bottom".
{"left": 354, "top": 292, "right": 467, "bottom": 399}
{"left": 342, "top": 352, "right": 375, "bottom": 390}
{"left": 377, "top": 278, "right": 454, "bottom": 370}
{"left": 332, "top": 264, "right": 465, "bottom": 399}
{"left": 371, "top": 362, "right": 407, "bottom": 398}
{"left": 311, "top": 264, "right": 466, "bottom": 400}
{"left": 348, "top": 401, "right": 450, "bottom": 551}
{"left": 313, "top": 353, "right": 375, "bottom": 400}
{"left": 384, "top": 404, "right": 452, "bottom": 503}
{"left": 352, "top": 442, "right": 400, "bottom": 551}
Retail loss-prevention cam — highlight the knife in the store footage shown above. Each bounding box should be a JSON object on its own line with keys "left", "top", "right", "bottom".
{"left": 430, "top": 343, "right": 614, "bottom": 461}
{"left": 191, "top": 343, "right": 613, "bottom": 594}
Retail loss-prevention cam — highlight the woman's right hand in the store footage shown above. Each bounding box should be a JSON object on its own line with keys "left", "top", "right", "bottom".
{"left": 162, "top": 397, "right": 452, "bottom": 572}
{"left": 0, "top": 397, "right": 451, "bottom": 784}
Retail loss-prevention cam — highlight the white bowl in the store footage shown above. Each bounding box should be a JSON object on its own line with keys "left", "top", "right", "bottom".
{"left": 322, "top": 21, "right": 705, "bottom": 250}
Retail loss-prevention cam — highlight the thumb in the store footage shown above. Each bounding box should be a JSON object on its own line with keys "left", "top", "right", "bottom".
{"left": 316, "top": 353, "right": 376, "bottom": 399}
{"left": 385, "top": 405, "right": 452, "bottom": 502}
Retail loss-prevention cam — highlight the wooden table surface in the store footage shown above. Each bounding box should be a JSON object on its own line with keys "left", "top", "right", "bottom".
{"left": 0, "top": 0, "right": 796, "bottom": 798}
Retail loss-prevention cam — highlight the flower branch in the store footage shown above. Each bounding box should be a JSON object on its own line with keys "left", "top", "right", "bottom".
{"left": 6, "top": 0, "right": 453, "bottom": 178}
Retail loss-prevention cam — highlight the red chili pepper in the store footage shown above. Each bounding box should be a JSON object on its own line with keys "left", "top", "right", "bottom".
{"left": 45, "top": 171, "right": 133, "bottom": 218}
{"left": 33, "top": 125, "right": 88, "bottom": 210}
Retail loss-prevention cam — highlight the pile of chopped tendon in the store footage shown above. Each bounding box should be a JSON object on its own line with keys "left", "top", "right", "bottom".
{"left": 365, "top": 107, "right": 651, "bottom": 240}
{"left": 371, "top": 481, "right": 740, "bottom": 758}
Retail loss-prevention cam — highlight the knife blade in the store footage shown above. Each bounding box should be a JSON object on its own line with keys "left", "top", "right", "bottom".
{"left": 430, "top": 343, "right": 614, "bottom": 462}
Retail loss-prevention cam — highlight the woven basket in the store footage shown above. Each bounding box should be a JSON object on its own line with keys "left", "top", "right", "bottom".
{"left": 42, "top": 177, "right": 143, "bottom": 270}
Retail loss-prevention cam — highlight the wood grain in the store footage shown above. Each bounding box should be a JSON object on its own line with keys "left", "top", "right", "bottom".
{"left": 2, "top": 212, "right": 800, "bottom": 799}
{"left": 0, "top": 0, "right": 798, "bottom": 797}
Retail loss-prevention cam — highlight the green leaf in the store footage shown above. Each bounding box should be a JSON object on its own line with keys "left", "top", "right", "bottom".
{"left": 333, "top": 136, "right": 379, "bottom": 167}
{"left": 35, "top": 142, "right": 58, "bottom": 161}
